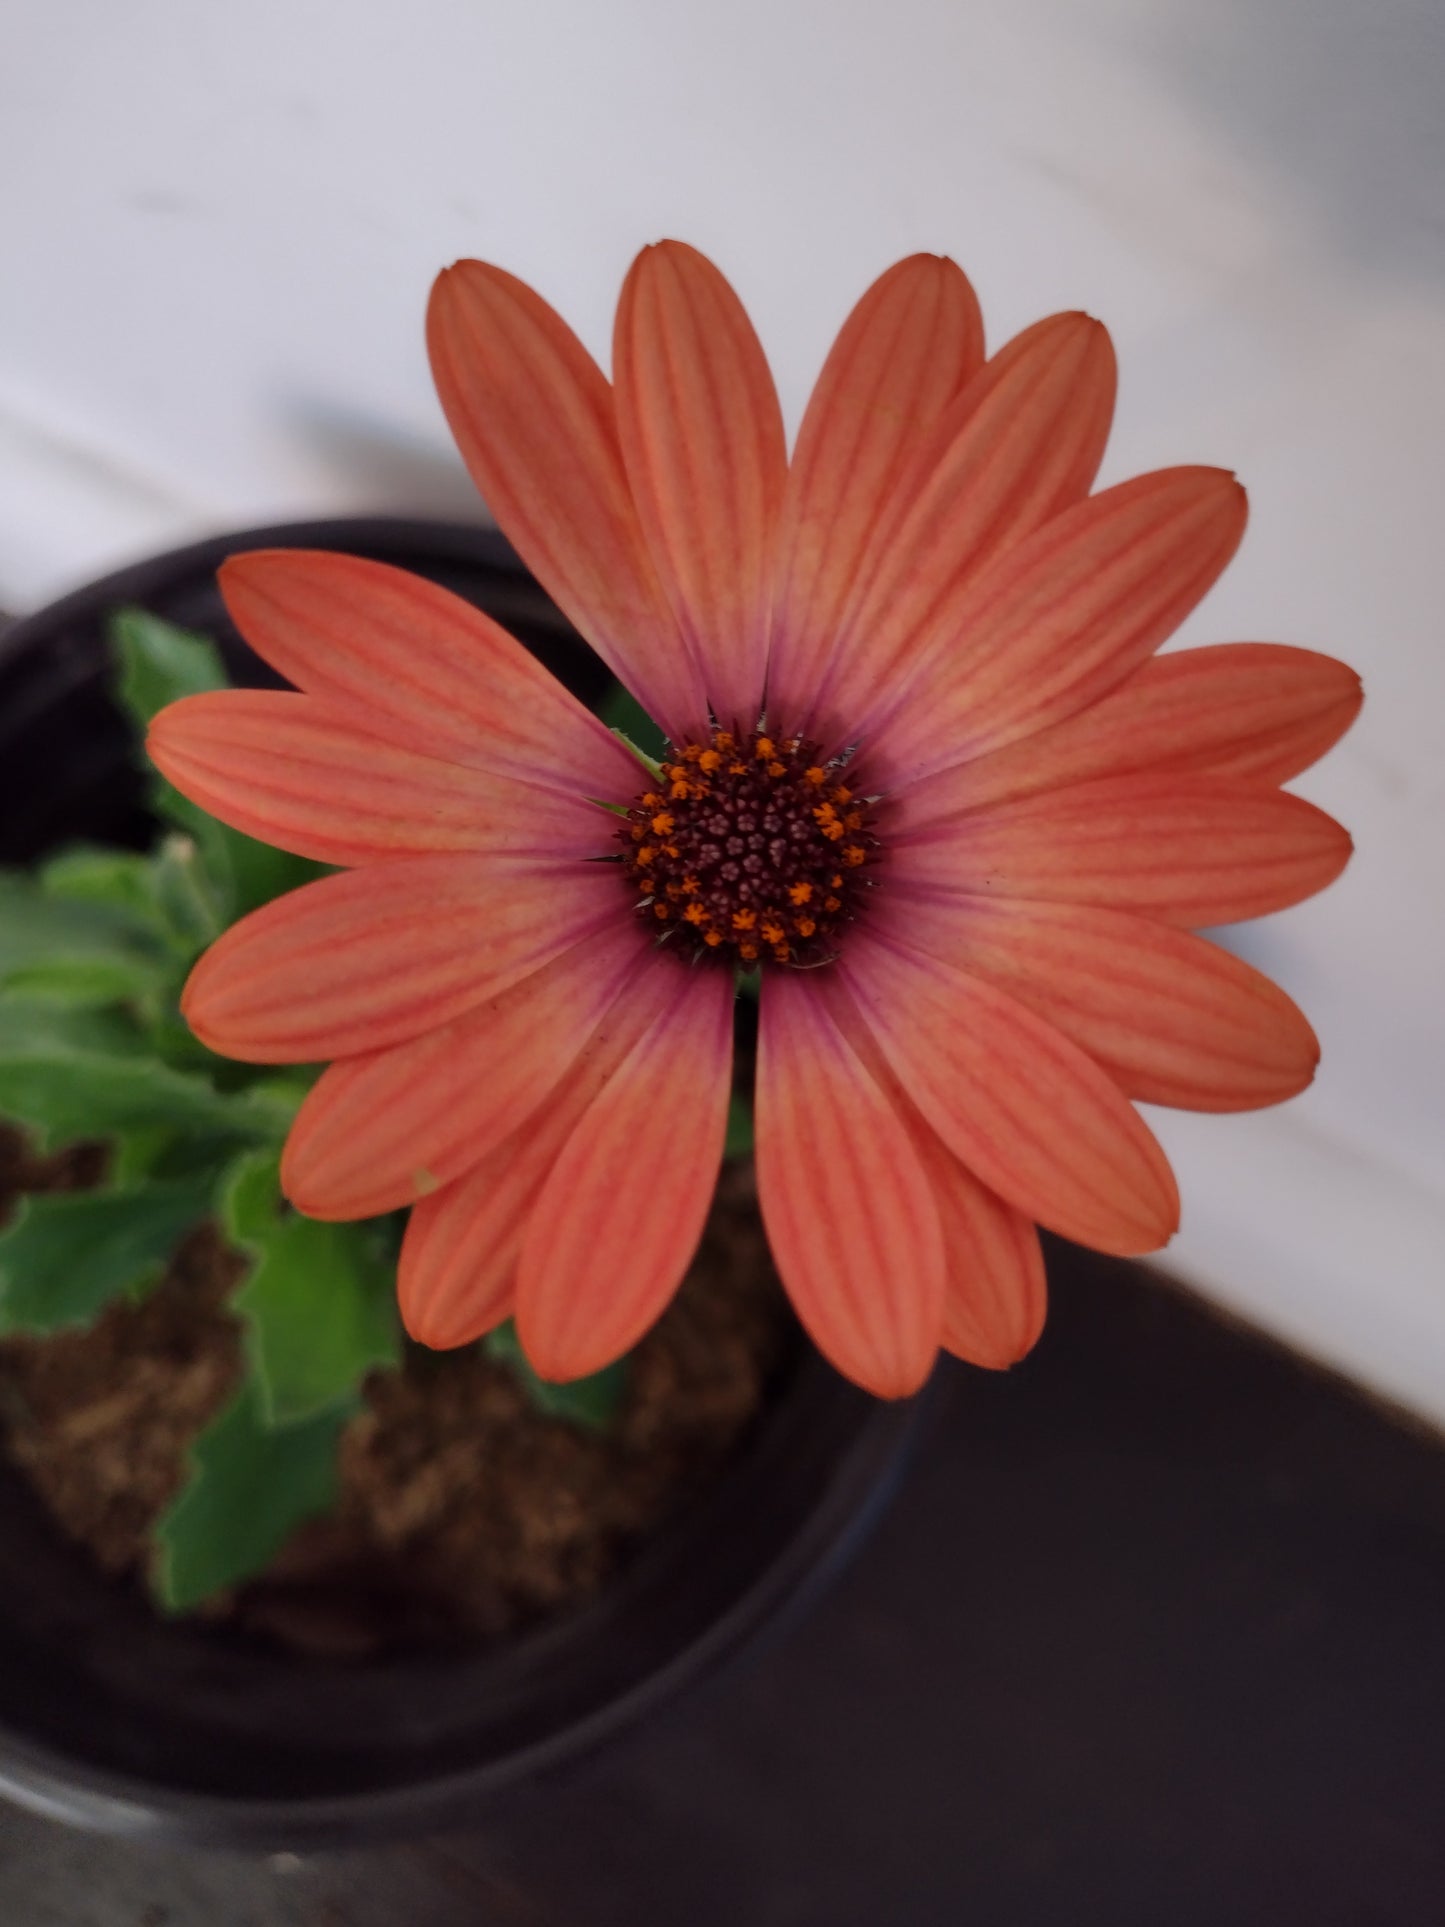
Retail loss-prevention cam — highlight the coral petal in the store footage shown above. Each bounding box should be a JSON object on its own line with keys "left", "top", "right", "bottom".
{"left": 614, "top": 241, "right": 786, "bottom": 732}
{"left": 928, "top": 1152, "right": 1047, "bottom": 1369}
{"left": 217, "top": 550, "right": 637, "bottom": 799}
{"left": 755, "top": 970, "right": 945, "bottom": 1398}
{"left": 281, "top": 922, "right": 649, "bottom": 1219}
{"left": 841, "top": 927, "right": 1180, "bottom": 1256}
{"left": 149, "top": 691, "right": 607, "bottom": 866}
{"left": 767, "top": 254, "right": 983, "bottom": 733}
{"left": 895, "top": 643, "right": 1364, "bottom": 822}
{"left": 515, "top": 965, "right": 733, "bottom": 1380}
{"left": 427, "top": 262, "right": 708, "bottom": 741}
{"left": 182, "top": 852, "right": 621, "bottom": 1062}
{"left": 889, "top": 773, "right": 1354, "bottom": 927}
{"left": 815, "top": 312, "right": 1116, "bottom": 746}
{"left": 866, "top": 467, "right": 1248, "bottom": 789}
{"left": 398, "top": 959, "right": 687, "bottom": 1350}
{"left": 896, "top": 892, "right": 1321, "bottom": 1111}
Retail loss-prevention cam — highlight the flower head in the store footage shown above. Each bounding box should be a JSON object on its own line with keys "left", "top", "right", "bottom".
{"left": 148, "top": 243, "right": 1359, "bottom": 1398}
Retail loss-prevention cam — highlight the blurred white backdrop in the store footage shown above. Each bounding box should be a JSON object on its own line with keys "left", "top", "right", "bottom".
{"left": 2, "top": 0, "right": 1441, "bottom": 1417}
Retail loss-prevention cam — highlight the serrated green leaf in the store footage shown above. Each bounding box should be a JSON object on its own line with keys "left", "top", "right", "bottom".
{"left": 0, "top": 871, "right": 168, "bottom": 1007}
{"left": 0, "top": 1174, "right": 215, "bottom": 1335}
{"left": 221, "top": 1150, "right": 400, "bottom": 1428}
{"left": 154, "top": 1377, "right": 353, "bottom": 1610}
{"left": 484, "top": 1319, "right": 627, "bottom": 1431}
{"left": 599, "top": 679, "right": 668, "bottom": 764}
{"left": 0, "top": 1039, "right": 298, "bottom": 1150}
{"left": 724, "top": 1092, "right": 754, "bottom": 1159}
{"left": 110, "top": 607, "right": 227, "bottom": 730}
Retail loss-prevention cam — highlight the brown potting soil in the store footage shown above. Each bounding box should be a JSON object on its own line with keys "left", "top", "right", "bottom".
{"left": 0, "top": 1130, "right": 792, "bottom": 1657}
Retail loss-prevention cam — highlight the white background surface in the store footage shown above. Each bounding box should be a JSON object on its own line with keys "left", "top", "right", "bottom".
{"left": 2, "top": 0, "right": 1442, "bottom": 1419}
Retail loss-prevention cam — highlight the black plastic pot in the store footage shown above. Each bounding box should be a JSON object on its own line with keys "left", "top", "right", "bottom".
{"left": 0, "top": 518, "right": 926, "bottom": 1848}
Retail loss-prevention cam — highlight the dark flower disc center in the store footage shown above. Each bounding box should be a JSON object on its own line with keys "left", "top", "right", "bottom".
{"left": 618, "top": 726, "right": 880, "bottom": 967}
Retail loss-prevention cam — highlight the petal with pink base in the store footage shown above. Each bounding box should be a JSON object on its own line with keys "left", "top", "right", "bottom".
{"left": 149, "top": 691, "right": 608, "bottom": 867}
{"left": 282, "top": 922, "right": 649, "bottom": 1221}
{"left": 893, "top": 891, "right": 1321, "bottom": 1112}
{"left": 755, "top": 969, "right": 945, "bottom": 1398}
{"left": 515, "top": 964, "right": 733, "bottom": 1381}
{"left": 766, "top": 254, "right": 983, "bottom": 734}
{"left": 813, "top": 312, "right": 1116, "bottom": 749}
{"left": 892, "top": 643, "right": 1364, "bottom": 825}
{"left": 427, "top": 262, "right": 708, "bottom": 742}
{"left": 841, "top": 927, "right": 1179, "bottom": 1256}
{"left": 888, "top": 773, "right": 1353, "bottom": 928}
{"left": 614, "top": 242, "right": 786, "bottom": 734}
{"left": 218, "top": 550, "right": 638, "bottom": 800}
{"left": 183, "top": 852, "right": 621, "bottom": 1063}
{"left": 862, "top": 467, "right": 1247, "bottom": 790}
{"left": 399, "top": 959, "right": 687, "bottom": 1351}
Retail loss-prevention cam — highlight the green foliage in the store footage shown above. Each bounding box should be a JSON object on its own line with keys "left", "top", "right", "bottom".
{"left": 485, "top": 1319, "right": 628, "bottom": 1431}
{"left": 599, "top": 677, "right": 668, "bottom": 771}
{"left": 110, "top": 606, "right": 330, "bottom": 923}
{"left": 154, "top": 1378, "right": 355, "bottom": 1611}
{"left": 224, "top": 1150, "right": 400, "bottom": 1428}
{"left": 0, "top": 872, "right": 168, "bottom": 1008}
{"left": 724, "top": 1092, "right": 755, "bottom": 1159}
{"left": 0, "top": 1173, "right": 217, "bottom": 1335}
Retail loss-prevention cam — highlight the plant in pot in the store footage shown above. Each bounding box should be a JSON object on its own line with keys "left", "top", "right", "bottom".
{"left": 0, "top": 242, "right": 1360, "bottom": 1845}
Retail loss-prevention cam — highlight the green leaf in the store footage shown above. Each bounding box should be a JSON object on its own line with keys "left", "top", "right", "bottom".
{"left": 724, "top": 1092, "right": 755, "bottom": 1159}
{"left": 0, "top": 871, "right": 168, "bottom": 1007}
{"left": 110, "top": 606, "right": 227, "bottom": 731}
{"left": 0, "top": 1030, "right": 299, "bottom": 1150}
{"left": 0, "top": 1174, "right": 215, "bottom": 1335}
{"left": 108, "top": 606, "right": 333, "bottom": 924}
{"left": 484, "top": 1319, "right": 627, "bottom": 1431}
{"left": 40, "top": 846, "right": 163, "bottom": 929}
{"left": 222, "top": 1150, "right": 399, "bottom": 1428}
{"left": 154, "top": 1377, "right": 353, "bottom": 1610}
{"left": 599, "top": 679, "right": 668, "bottom": 765}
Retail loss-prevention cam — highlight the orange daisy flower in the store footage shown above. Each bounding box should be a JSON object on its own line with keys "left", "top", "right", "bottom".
{"left": 147, "top": 244, "right": 1360, "bottom": 1398}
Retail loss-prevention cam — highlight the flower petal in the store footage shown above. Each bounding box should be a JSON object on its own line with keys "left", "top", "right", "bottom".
{"left": 217, "top": 550, "right": 637, "bottom": 800}
{"left": 894, "top": 891, "right": 1320, "bottom": 1111}
{"left": 755, "top": 969, "right": 945, "bottom": 1397}
{"left": 515, "top": 963, "right": 733, "bottom": 1380}
{"left": 427, "top": 262, "right": 708, "bottom": 741}
{"left": 398, "top": 957, "right": 684, "bottom": 1350}
{"left": 149, "top": 691, "right": 609, "bottom": 867}
{"left": 894, "top": 643, "right": 1364, "bottom": 824}
{"left": 888, "top": 773, "right": 1353, "bottom": 927}
{"left": 765, "top": 254, "right": 983, "bottom": 734}
{"left": 183, "top": 852, "right": 622, "bottom": 1062}
{"left": 613, "top": 242, "right": 786, "bottom": 733}
{"left": 863, "top": 467, "right": 1248, "bottom": 790}
{"left": 927, "top": 1147, "right": 1047, "bottom": 1370}
{"left": 813, "top": 312, "right": 1116, "bottom": 748}
{"left": 841, "top": 926, "right": 1179, "bottom": 1255}
{"left": 282, "top": 922, "right": 649, "bottom": 1220}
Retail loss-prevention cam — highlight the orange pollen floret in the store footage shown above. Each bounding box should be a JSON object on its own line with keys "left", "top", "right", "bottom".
{"left": 616, "top": 723, "right": 881, "bottom": 970}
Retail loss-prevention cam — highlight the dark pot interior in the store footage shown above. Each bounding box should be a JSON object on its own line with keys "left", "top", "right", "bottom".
{"left": 0, "top": 518, "right": 923, "bottom": 1847}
